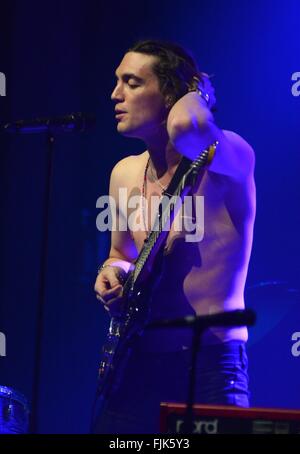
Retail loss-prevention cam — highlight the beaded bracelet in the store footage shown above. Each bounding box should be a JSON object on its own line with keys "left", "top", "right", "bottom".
{"left": 97, "top": 263, "right": 112, "bottom": 275}
{"left": 97, "top": 263, "right": 127, "bottom": 285}
{"left": 189, "top": 87, "right": 210, "bottom": 106}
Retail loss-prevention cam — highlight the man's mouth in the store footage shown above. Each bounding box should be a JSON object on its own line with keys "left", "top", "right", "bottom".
{"left": 115, "top": 112, "right": 127, "bottom": 120}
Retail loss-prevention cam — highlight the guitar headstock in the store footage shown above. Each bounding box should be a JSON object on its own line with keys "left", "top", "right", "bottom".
{"left": 181, "top": 141, "right": 218, "bottom": 190}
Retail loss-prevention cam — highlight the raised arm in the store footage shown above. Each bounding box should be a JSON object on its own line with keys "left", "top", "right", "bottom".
{"left": 167, "top": 91, "right": 255, "bottom": 182}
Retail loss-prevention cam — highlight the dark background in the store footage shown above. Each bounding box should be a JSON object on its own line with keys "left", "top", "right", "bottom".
{"left": 0, "top": 0, "right": 299, "bottom": 433}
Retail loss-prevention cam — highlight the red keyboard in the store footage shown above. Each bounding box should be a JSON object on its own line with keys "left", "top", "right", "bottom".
{"left": 160, "top": 403, "right": 300, "bottom": 434}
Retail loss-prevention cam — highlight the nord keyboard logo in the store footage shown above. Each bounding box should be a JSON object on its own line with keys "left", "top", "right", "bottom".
{"left": 0, "top": 331, "right": 6, "bottom": 357}
{"left": 0, "top": 72, "right": 6, "bottom": 96}
{"left": 176, "top": 418, "right": 219, "bottom": 434}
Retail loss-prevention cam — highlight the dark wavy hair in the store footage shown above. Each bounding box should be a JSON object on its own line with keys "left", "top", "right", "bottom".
{"left": 128, "top": 39, "right": 205, "bottom": 105}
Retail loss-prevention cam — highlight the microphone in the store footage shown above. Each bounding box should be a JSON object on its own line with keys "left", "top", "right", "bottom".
{"left": 1, "top": 112, "right": 96, "bottom": 134}
{"left": 147, "top": 309, "right": 256, "bottom": 330}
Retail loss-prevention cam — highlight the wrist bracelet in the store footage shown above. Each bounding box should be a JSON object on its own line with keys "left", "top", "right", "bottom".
{"left": 97, "top": 263, "right": 127, "bottom": 285}
{"left": 189, "top": 87, "right": 210, "bottom": 106}
{"left": 97, "top": 263, "right": 112, "bottom": 275}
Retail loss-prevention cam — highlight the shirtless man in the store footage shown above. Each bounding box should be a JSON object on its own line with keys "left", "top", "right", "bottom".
{"left": 93, "top": 40, "right": 256, "bottom": 433}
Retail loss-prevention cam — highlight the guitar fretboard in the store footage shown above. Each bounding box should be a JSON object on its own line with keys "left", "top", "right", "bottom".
{"left": 130, "top": 142, "right": 218, "bottom": 286}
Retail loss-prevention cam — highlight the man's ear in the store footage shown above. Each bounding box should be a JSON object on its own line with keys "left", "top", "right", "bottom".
{"left": 165, "top": 95, "right": 175, "bottom": 109}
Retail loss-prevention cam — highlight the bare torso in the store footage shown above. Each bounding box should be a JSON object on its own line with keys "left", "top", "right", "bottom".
{"left": 116, "top": 132, "right": 256, "bottom": 345}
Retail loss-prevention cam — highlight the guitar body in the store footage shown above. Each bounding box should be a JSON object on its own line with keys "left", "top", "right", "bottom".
{"left": 96, "top": 247, "right": 164, "bottom": 403}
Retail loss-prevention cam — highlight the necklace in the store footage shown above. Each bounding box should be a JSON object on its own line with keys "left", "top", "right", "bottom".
{"left": 141, "top": 157, "right": 166, "bottom": 234}
{"left": 141, "top": 157, "right": 176, "bottom": 234}
{"left": 148, "top": 160, "right": 168, "bottom": 192}
{"left": 141, "top": 158, "right": 150, "bottom": 233}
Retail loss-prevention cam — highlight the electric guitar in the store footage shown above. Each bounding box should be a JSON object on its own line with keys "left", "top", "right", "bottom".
{"left": 94, "top": 141, "right": 218, "bottom": 415}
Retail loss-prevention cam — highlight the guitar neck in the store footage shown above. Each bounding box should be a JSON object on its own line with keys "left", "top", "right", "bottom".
{"left": 124, "top": 141, "right": 218, "bottom": 293}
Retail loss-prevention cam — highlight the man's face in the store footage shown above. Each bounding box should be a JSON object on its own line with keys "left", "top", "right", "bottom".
{"left": 111, "top": 52, "right": 168, "bottom": 140}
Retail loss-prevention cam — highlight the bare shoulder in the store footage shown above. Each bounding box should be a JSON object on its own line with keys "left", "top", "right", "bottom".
{"left": 110, "top": 151, "right": 148, "bottom": 187}
{"left": 223, "top": 129, "right": 255, "bottom": 172}
{"left": 218, "top": 131, "right": 256, "bottom": 220}
{"left": 223, "top": 129, "right": 254, "bottom": 150}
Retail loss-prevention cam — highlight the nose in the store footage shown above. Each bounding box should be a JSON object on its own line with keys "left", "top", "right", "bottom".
{"left": 111, "top": 82, "right": 124, "bottom": 102}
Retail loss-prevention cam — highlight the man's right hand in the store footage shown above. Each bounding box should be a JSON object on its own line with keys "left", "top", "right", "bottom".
{"left": 94, "top": 265, "right": 128, "bottom": 317}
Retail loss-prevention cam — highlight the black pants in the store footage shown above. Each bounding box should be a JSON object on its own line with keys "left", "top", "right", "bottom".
{"left": 93, "top": 340, "right": 249, "bottom": 434}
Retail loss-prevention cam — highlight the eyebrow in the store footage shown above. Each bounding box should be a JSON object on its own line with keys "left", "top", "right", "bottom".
{"left": 114, "top": 72, "right": 144, "bottom": 83}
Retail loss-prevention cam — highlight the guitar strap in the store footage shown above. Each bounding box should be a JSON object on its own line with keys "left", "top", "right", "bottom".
{"left": 162, "top": 146, "right": 211, "bottom": 199}
{"left": 162, "top": 156, "right": 191, "bottom": 197}
{"left": 163, "top": 138, "right": 217, "bottom": 197}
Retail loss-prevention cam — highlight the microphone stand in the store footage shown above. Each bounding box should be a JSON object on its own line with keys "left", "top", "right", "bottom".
{"left": 1, "top": 123, "right": 57, "bottom": 432}
{"left": 1, "top": 114, "right": 95, "bottom": 433}
{"left": 30, "top": 133, "right": 55, "bottom": 434}
{"left": 148, "top": 309, "right": 256, "bottom": 434}
{"left": 183, "top": 319, "right": 205, "bottom": 435}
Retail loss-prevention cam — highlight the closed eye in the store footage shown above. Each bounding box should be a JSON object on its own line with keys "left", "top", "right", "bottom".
{"left": 114, "top": 72, "right": 144, "bottom": 89}
{"left": 128, "top": 82, "right": 140, "bottom": 89}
